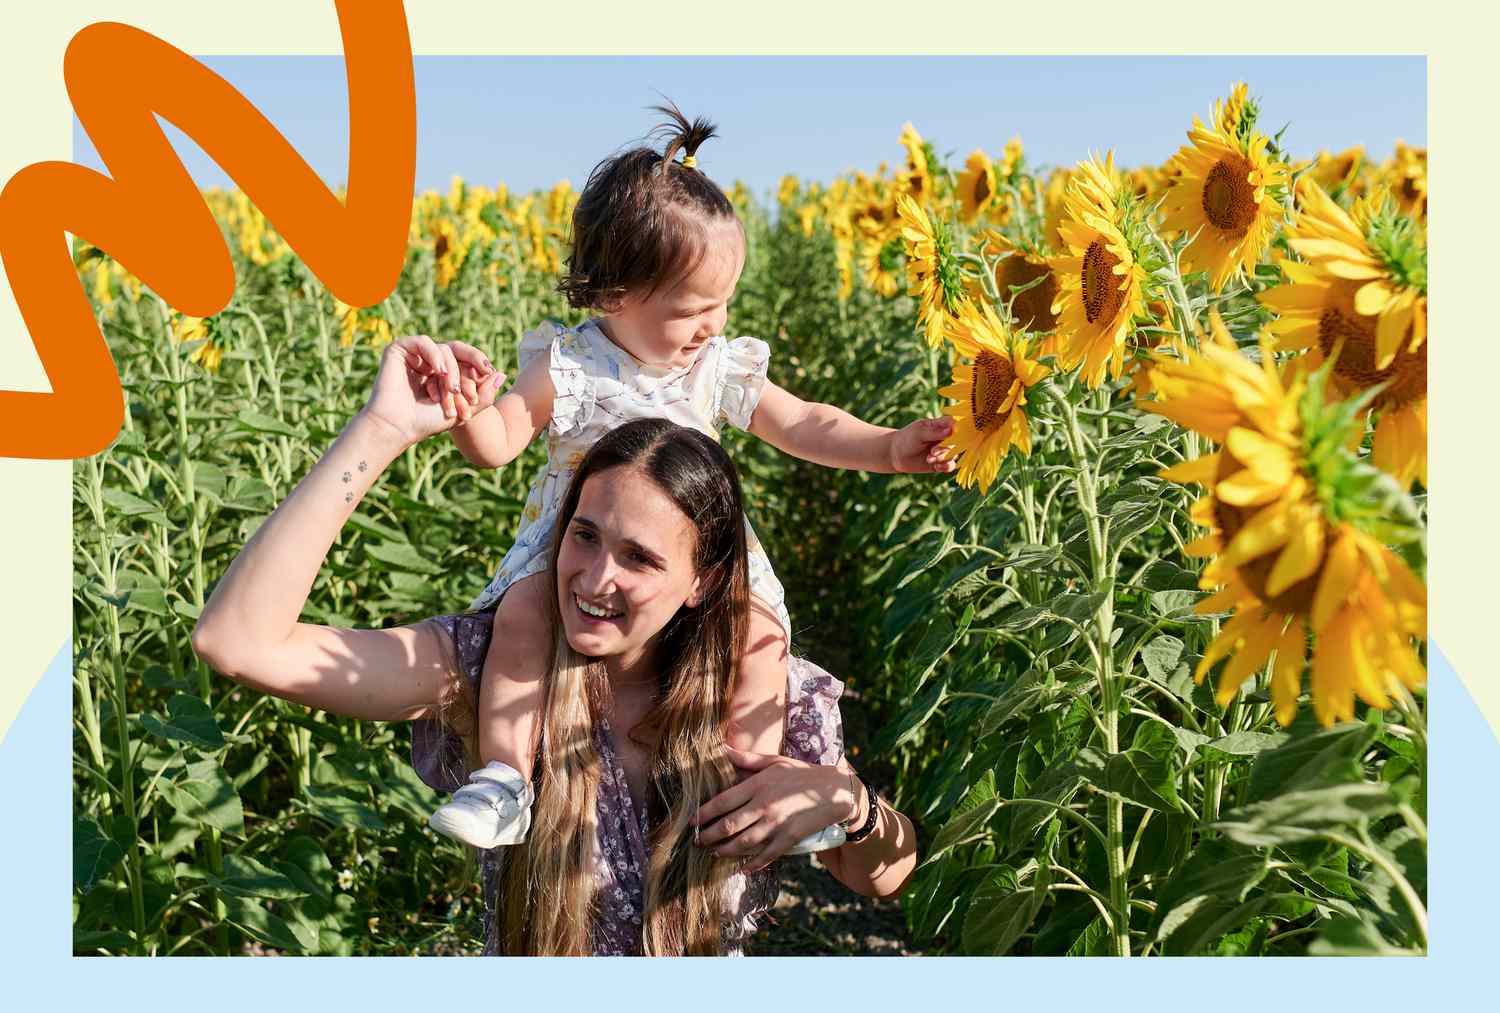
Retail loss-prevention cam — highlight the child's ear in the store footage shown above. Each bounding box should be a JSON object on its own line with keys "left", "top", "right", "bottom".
{"left": 596, "top": 290, "right": 630, "bottom": 315}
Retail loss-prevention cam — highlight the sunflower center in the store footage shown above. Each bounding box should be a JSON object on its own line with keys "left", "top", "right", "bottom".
{"left": 1212, "top": 447, "right": 1322, "bottom": 615}
{"left": 970, "top": 351, "right": 1017, "bottom": 432}
{"left": 996, "top": 257, "right": 1058, "bottom": 332}
{"left": 1081, "top": 240, "right": 1124, "bottom": 325}
{"left": 1316, "top": 295, "right": 1428, "bottom": 412}
{"left": 1201, "top": 157, "right": 1258, "bottom": 233}
{"left": 974, "top": 171, "right": 992, "bottom": 207}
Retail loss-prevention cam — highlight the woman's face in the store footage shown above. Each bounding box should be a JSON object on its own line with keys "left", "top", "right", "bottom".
{"left": 556, "top": 466, "right": 704, "bottom": 671}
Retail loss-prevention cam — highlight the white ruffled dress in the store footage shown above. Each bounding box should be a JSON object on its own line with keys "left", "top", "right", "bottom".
{"left": 469, "top": 318, "right": 792, "bottom": 642}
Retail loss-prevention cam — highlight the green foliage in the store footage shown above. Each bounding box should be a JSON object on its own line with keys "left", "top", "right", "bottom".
{"left": 72, "top": 177, "right": 1425, "bottom": 958}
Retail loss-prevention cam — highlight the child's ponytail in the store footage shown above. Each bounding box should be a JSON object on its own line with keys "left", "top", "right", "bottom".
{"left": 651, "top": 101, "right": 718, "bottom": 174}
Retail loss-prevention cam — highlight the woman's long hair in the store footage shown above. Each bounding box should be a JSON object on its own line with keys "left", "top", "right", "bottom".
{"left": 488, "top": 418, "right": 750, "bottom": 955}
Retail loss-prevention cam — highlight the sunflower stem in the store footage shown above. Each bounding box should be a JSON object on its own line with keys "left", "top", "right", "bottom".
{"left": 1325, "top": 830, "right": 1428, "bottom": 950}
{"left": 1153, "top": 232, "right": 1198, "bottom": 346}
{"left": 1049, "top": 381, "right": 1130, "bottom": 956}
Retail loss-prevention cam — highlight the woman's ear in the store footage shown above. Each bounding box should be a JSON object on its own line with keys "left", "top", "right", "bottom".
{"left": 685, "top": 564, "right": 719, "bottom": 609}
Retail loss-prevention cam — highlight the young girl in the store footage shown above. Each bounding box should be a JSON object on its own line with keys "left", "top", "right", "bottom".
{"left": 428, "top": 104, "right": 954, "bottom": 852}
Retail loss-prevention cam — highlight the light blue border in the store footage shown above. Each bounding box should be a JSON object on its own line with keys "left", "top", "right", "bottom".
{"left": 14, "top": 641, "right": 1493, "bottom": 1007}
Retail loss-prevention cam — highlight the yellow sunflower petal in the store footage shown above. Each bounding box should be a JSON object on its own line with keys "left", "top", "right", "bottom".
{"left": 1311, "top": 529, "right": 1361, "bottom": 631}
{"left": 1215, "top": 611, "right": 1281, "bottom": 708}
{"left": 1265, "top": 505, "right": 1325, "bottom": 597}
{"left": 1271, "top": 618, "right": 1307, "bottom": 727}
{"left": 1159, "top": 454, "right": 1220, "bottom": 485}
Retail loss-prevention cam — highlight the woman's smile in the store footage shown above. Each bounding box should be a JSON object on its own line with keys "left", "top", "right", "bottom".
{"left": 573, "top": 591, "right": 625, "bottom": 623}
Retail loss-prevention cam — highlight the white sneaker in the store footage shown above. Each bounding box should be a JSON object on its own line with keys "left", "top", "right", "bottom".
{"left": 785, "top": 823, "right": 847, "bottom": 855}
{"left": 428, "top": 761, "right": 533, "bottom": 848}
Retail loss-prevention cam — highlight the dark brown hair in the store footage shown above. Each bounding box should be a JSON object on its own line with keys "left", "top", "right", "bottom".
{"left": 558, "top": 101, "right": 740, "bottom": 311}
{"left": 496, "top": 417, "right": 749, "bottom": 955}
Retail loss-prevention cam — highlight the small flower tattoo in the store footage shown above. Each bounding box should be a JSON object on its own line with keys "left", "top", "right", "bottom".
{"left": 345, "top": 492, "right": 353, "bottom": 504}
{"left": 357, "top": 460, "right": 368, "bottom": 472}
{"left": 342, "top": 471, "right": 352, "bottom": 483}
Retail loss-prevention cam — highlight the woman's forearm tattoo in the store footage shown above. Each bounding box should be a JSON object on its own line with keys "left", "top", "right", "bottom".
{"left": 339, "top": 461, "right": 367, "bottom": 504}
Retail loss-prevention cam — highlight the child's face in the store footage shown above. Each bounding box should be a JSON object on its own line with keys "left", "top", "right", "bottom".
{"left": 606, "top": 220, "right": 745, "bottom": 368}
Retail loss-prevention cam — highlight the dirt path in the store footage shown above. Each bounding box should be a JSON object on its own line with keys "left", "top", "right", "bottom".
{"left": 748, "top": 852, "right": 918, "bottom": 956}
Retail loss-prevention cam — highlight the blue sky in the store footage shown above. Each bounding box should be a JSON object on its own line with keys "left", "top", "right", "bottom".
{"left": 73, "top": 56, "right": 1425, "bottom": 203}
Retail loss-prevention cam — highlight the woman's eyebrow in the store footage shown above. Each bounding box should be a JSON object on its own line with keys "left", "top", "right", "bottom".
{"left": 572, "top": 516, "right": 665, "bottom": 563}
{"left": 624, "top": 539, "right": 666, "bottom": 564}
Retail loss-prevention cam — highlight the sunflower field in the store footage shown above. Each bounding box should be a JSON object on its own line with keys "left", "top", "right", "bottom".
{"left": 72, "top": 82, "right": 1427, "bottom": 956}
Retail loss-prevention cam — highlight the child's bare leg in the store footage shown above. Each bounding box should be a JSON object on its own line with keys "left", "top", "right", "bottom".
{"left": 429, "top": 573, "right": 549, "bottom": 848}
{"left": 729, "top": 596, "right": 846, "bottom": 855}
{"left": 725, "top": 596, "right": 790, "bottom": 756}
{"left": 476, "top": 573, "right": 550, "bottom": 781}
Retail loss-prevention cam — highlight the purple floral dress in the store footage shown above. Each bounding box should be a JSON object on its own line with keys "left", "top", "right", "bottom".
{"left": 411, "top": 609, "right": 845, "bottom": 956}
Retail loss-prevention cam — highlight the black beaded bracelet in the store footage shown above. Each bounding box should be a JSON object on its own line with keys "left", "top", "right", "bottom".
{"left": 843, "top": 784, "right": 882, "bottom": 845}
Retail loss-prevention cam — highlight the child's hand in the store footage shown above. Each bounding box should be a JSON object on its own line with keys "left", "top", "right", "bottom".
{"left": 889, "top": 416, "right": 957, "bottom": 474}
{"left": 443, "top": 341, "right": 506, "bottom": 426}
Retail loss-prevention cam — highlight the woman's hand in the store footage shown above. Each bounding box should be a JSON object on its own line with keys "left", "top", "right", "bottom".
{"left": 691, "top": 745, "right": 857, "bottom": 874}
{"left": 359, "top": 336, "right": 505, "bottom": 448}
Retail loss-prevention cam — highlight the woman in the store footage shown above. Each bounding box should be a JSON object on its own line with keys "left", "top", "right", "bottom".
{"left": 192, "top": 336, "right": 917, "bottom": 955}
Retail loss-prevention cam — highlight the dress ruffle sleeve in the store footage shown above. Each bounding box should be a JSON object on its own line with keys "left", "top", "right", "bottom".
{"left": 715, "top": 336, "right": 771, "bottom": 431}
{"left": 781, "top": 656, "right": 845, "bottom": 765}
{"left": 515, "top": 322, "right": 554, "bottom": 373}
{"left": 519, "top": 320, "right": 595, "bottom": 436}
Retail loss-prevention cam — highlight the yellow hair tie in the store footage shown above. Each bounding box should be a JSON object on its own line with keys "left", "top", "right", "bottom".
{"left": 681, "top": 155, "right": 697, "bottom": 169}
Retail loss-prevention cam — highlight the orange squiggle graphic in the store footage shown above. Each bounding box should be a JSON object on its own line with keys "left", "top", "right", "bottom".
{"left": 0, "top": 1, "right": 415, "bottom": 459}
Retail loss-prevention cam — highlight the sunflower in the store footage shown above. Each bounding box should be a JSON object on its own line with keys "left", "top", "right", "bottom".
{"left": 778, "top": 174, "right": 800, "bottom": 208}
{"left": 91, "top": 261, "right": 113, "bottom": 307}
{"left": 334, "top": 300, "right": 394, "bottom": 349}
{"left": 859, "top": 236, "right": 902, "bottom": 298}
{"left": 1160, "top": 87, "right": 1290, "bottom": 291}
{"left": 898, "top": 122, "right": 934, "bottom": 204}
{"left": 829, "top": 206, "right": 856, "bottom": 302}
{"left": 1384, "top": 141, "right": 1427, "bottom": 221}
{"left": 983, "top": 232, "right": 1059, "bottom": 334}
{"left": 1213, "top": 81, "right": 1252, "bottom": 138}
{"left": 997, "top": 136, "right": 1025, "bottom": 183}
{"left": 1049, "top": 153, "right": 1149, "bottom": 387}
{"left": 1041, "top": 168, "right": 1072, "bottom": 250}
{"left": 1309, "top": 145, "right": 1366, "bottom": 195}
{"left": 797, "top": 202, "right": 820, "bottom": 238}
{"left": 897, "top": 193, "right": 966, "bottom": 347}
{"left": 171, "top": 313, "right": 224, "bottom": 371}
{"left": 431, "top": 217, "right": 468, "bottom": 289}
{"left": 938, "top": 300, "right": 1050, "bottom": 493}
{"left": 1260, "top": 182, "right": 1427, "bottom": 486}
{"left": 545, "top": 180, "right": 575, "bottom": 225}
{"left": 958, "top": 150, "right": 997, "bottom": 223}
{"left": 1142, "top": 313, "right": 1426, "bottom": 727}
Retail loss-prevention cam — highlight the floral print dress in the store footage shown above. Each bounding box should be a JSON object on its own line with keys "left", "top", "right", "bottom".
{"left": 410, "top": 609, "right": 847, "bottom": 955}
{"left": 468, "top": 318, "right": 792, "bottom": 642}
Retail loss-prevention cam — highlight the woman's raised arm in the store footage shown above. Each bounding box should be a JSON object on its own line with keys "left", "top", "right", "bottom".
{"left": 191, "top": 336, "right": 503, "bottom": 721}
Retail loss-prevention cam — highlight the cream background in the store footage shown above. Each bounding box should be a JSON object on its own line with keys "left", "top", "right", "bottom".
{"left": 0, "top": 3, "right": 1480, "bottom": 746}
